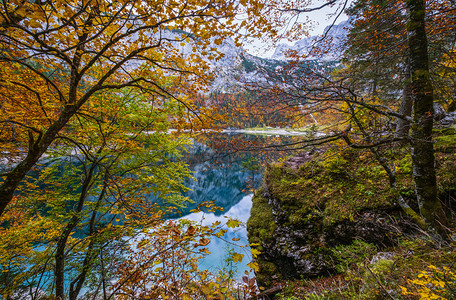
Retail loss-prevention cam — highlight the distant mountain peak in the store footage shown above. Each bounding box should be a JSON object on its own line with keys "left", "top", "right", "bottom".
{"left": 271, "top": 19, "right": 350, "bottom": 61}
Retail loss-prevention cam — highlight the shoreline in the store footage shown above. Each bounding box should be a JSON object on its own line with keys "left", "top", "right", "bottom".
{"left": 222, "top": 128, "right": 325, "bottom": 137}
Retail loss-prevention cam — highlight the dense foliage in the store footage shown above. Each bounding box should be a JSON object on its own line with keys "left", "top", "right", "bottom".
{"left": 0, "top": 0, "right": 455, "bottom": 298}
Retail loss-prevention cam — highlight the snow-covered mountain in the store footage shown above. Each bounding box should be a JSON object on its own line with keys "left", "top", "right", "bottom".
{"left": 209, "top": 19, "right": 350, "bottom": 91}
{"left": 210, "top": 51, "right": 288, "bottom": 92}
{"left": 158, "top": 19, "right": 350, "bottom": 92}
{"left": 271, "top": 19, "right": 350, "bottom": 61}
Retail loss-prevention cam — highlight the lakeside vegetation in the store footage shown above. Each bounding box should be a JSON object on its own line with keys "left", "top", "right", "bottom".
{"left": 1, "top": 0, "right": 455, "bottom": 299}
{"left": 248, "top": 126, "right": 456, "bottom": 299}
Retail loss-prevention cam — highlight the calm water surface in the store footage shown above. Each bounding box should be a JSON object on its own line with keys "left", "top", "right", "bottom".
{"left": 176, "top": 132, "right": 297, "bottom": 277}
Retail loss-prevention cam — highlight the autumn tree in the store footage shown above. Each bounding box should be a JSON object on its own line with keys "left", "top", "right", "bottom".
{"left": 0, "top": 0, "right": 309, "bottom": 217}
{"left": 0, "top": 80, "right": 260, "bottom": 299}
{"left": 0, "top": 85, "right": 191, "bottom": 298}
{"left": 342, "top": 0, "right": 451, "bottom": 232}
{"left": 343, "top": 0, "right": 456, "bottom": 136}
{"left": 243, "top": 0, "right": 454, "bottom": 235}
{"left": 0, "top": 0, "right": 319, "bottom": 298}
{"left": 343, "top": 0, "right": 412, "bottom": 137}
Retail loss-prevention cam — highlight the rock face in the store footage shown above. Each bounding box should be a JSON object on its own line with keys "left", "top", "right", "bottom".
{"left": 247, "top": 149, "right": 416, "bottom": 288}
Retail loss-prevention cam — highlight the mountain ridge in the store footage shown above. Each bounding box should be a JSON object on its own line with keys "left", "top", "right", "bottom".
{"left": 270, "top": 19, "right": 350, "bottom": 61}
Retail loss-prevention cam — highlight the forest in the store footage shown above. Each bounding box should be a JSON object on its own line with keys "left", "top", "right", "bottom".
{"left": 0, "top": 0, "right": 455, "bottom": 299}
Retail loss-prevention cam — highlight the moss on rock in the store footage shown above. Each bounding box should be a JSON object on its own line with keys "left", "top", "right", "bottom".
{"left": 247, "top": 133, "right": 456, "bottom": 288}
{"left": 247, "top": 188, "right": 276, "bottom": 250}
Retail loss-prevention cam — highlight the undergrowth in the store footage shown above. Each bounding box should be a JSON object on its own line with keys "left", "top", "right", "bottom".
{"left": 276, "top": 236, "right": 456, "bottom": 300}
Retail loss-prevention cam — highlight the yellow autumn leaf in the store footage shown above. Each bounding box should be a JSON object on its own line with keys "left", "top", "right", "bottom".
{"left": 226, "top": 218, "right": 241, "bottom": 228}
{"left": 232, "top": 252, "right": 244, "bottom": 263}
{"left": 247, "top": 262, "right": 259, "bottom": 272}
{"left": 250, "top": 248, "right": 261, "bottom": 258}
{"left": 215, "top": 229, "right": 227, "bottom": 238}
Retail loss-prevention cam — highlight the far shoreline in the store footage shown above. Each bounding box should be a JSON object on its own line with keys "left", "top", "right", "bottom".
{"left": 222, "top": 128, "right": 325, "bottom": 137}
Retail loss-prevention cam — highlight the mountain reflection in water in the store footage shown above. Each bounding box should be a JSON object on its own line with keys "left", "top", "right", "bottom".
{"left": 176, "top": 132, "right": 298, "bottom": 277}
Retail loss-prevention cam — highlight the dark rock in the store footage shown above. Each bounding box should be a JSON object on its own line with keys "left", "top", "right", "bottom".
{"left": 252, "top": 186, "right": 413, "bottom": 287}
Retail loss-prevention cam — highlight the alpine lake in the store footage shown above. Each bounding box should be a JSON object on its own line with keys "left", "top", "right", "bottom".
{"left": 174, "top": 132, "right": 299, "bottom": 278}
{"left": 4, "top": 131, "right": 302, "bottom": 288}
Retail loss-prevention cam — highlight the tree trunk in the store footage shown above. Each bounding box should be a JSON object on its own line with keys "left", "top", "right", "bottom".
{"left": 55, "top": 216, "right": 79, "bottom": 299}
{"left": 54, "top": 161, "right": 97, "bottom": 299}
{"left": 406, "top": 0, "right": 447, "bottom": 234}
{"left": 0, "top": 19, "right": 91, "bottom": 218}
{"left": 0, "top": 104, "right": 79, "bottom": 217}
{"left": 395, "top": 58, "right": 413, "bottom": 137}
{"left": 69, "top": 182, "right": 107, "bottom": 300}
